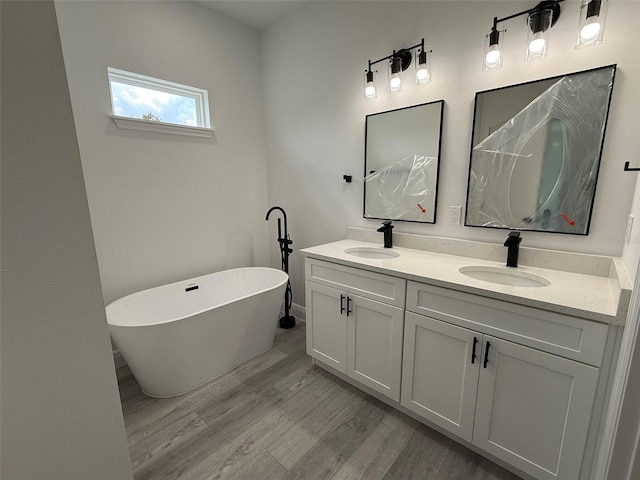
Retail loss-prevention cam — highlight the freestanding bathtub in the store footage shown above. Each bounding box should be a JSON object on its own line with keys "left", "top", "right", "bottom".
{"left": 106, "top": 267, "right": 288, "bottom": 397}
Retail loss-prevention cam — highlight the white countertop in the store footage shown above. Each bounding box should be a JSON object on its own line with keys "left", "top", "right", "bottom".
{"left": 301, "top": 238, "right": 630, "bottom": 325}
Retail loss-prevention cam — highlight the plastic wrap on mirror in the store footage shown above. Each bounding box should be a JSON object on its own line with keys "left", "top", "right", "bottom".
{"left": 467, "top": 66, "right": 615, "bottom": 234}
{"left": 364, "top": 154, "right": 437, "bottom": 223}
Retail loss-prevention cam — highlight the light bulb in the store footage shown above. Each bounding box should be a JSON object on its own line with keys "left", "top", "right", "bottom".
{"left": 485, "top": 46, "right": 501, "bottom": 68}
{"left": 364, "top": 69, "right": 376, "bottom": 99}
{"left": 482, "top": 27, "right": 502, "bottom": 71}
{"left": 529, "top": 33, "right": 546, "bottom": 54}
{"left": 576, "top": 0, "right": 607, "bottom": 48}
{"left": 529, "top": 38, "right": 546, "bottom": 53}
{"left": 415, "top": 49, "right": 430, "bottom": 84}
{"left": 416, "top": 67, "right": 430, "bottom": 83}
{"left": 525, "top": 9, "right": 552, "bottom": 60}
{"left": 389, "top": 74, "right": 401, "bottom": 92}
{"left": 580, "top": 21, "right": 601, "bottom": 42}
{"left": 365, "top": 82, "right": 376, "bottom": 99}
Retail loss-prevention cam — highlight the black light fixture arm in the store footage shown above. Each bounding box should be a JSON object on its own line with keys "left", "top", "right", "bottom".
{"left": 491, "top": 0, "right": 564, "bottom": 33}
{"left": 366, "top": 38, "right": 428, "bottom": 73}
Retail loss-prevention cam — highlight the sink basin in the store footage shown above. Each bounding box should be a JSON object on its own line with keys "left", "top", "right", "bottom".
{"left": 344, "top": 247, "right": 400, "bottom": 259}
{"left": 459, "top": 266, "right": 550, "bottom": 288}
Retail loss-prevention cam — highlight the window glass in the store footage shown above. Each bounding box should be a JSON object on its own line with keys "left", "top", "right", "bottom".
{"left": 108, "top": 68, "right": 210, "bottom": 129}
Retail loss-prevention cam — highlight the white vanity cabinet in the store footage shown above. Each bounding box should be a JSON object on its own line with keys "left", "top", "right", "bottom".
{"left": 402, "top": 281, "right": 608, "bottom": 480}
{"left": 401, "top": 312, "right": 481, "bottom": 441}
{"left": 301, "top": 237, "right": 627, "bottom": 480}
{"left": 305, "top": 258, "right": 405, "bottom": 401}
{"left": 474, "top": 336, "right": 599, "bottom": 480}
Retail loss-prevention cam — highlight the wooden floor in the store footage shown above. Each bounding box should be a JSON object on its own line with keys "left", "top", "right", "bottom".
{"left": 117, "top": 322, "right": 522, "bottom": 480}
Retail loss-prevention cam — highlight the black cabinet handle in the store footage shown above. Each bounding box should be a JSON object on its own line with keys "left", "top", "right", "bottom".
{"left": 471, "top": 337, "right": 479, "bottom": 364}
{"left": 483, "top": 341, "right": 491, "bottom": 368}
{"left": 346, "top": 296, "right": 352, "bottom": 317}
{"left": 340, "top": 295, "right": 345, "bottom": 314}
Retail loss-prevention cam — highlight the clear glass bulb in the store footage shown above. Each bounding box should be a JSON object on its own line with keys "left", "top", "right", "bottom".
{"left": 482, "top": 28, "right": 503, "bottom": 71}
{"left": 485, "top": 47, "right": 501, "bottom": 68}
{"left": 416, "top": 67, "right": 430, "bottom": 84}
{"left": 365, "top": 82, "right": 376, "bottom": 99}
{"left": 415, "top": 48, "right": 431, "bottom": 84}
{"left": 389, "top": 74, "right": 401, "bottom": 92}
{"left": 529, "top": 33, "right": 546, "bottom": 54}
{"left": 580, "top": 21, "right": 601, "bottom": 42}
{"left": 576, "top": 0, "right": 607, "bottom": 48}
{"left": 525, "top": 9, "right": 552, "bottom": 61}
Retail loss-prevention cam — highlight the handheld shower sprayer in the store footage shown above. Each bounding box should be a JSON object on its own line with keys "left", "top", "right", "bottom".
{"left": 266, "top": 206, "right": 295, "bottom": 329}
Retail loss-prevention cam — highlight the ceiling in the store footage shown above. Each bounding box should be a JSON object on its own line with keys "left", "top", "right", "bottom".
{"left": 196, "top": 0, "right": 311, "bottom": 30}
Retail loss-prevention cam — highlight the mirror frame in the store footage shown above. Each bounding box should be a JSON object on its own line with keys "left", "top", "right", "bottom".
{"left": 363, "top": 99, "right": 445, "bottom": 224}
{"left": 464, "top": 64, "right": 616, "bottom": 235}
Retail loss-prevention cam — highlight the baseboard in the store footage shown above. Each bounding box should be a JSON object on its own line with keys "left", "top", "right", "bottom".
{"left": 290, "top": 302, "right": 306, "bottom": 321}
{"left": 281, "top": 302, "right": 306, "bottom": 322}
{"left": 113, "top": 349, "right": 127, "bottom": 369}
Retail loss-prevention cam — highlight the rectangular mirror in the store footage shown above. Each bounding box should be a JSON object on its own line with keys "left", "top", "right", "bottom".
{"left": 465, "top": 65, "right": 616, "bottom": 235}
{"left": 364, "top": 100, "right": 444, "bottom": 223}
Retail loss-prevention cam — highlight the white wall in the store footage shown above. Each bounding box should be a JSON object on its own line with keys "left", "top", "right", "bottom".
{"left": 0, "top": 1, "right": 132, "bottom": 478}
{"left": 261, "top": 0, "right": 640, "bottom": 308}
{"left": 55, "top": 0, "right": 271, "bottom": 305}
{"left": 608, "top": 174, "right": 640, "bottom": 480}
{"left": 623, "top": 174, "right": 640, "bottom": 276}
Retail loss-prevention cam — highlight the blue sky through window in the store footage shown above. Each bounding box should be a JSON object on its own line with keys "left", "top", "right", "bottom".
{"left": 111, "top": 81, "right": 197, "bottom": 126}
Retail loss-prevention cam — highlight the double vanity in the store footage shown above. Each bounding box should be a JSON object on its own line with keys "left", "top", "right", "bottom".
{"left": 323, "top": 56, "right": 621, "bottom": 480}
{"left": 301, "top": 227, "right": 631, "bottom": 480}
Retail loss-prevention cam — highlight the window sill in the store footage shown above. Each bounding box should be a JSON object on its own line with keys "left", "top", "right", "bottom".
{"left": 110, "top": 116, "right": 215, "bottom": 138}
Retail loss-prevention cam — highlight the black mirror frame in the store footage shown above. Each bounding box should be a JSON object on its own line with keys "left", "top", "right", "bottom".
{"left": 363, "top": 99, "right": 445, "bottom": 224}
{"left": 463, "top": 64, "right": 616, "bottom": 236}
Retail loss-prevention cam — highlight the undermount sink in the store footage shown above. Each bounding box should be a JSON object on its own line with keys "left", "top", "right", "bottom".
{"left": 459, "top": 265, "right": 550, "bottom": 288}
{"left": 344, "top": 247, "right": 400, "bottom": 259}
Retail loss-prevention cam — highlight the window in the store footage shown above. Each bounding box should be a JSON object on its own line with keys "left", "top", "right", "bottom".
{"left": 107, "top": 68, "right": 213, "bottom": 137}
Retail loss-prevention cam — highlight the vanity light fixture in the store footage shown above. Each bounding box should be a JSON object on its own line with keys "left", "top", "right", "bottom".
{"left": 482, "top": 0, "right": 608, "bottom": 70}
{"left": 483, "top": 0, "right": 563, "bottom": 71}
{"left": 364, "top": 38, "right": 431, "bottom": 99}
{"left": 482, "top": 0, "right": 610, "bottom": 70}
{"left": 577, "top": 0, "right": 608, "bottom": 48}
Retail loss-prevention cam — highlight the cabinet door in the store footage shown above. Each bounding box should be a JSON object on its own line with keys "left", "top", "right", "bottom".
{"left": 474, "top": 336, "right": 599, "bottom": 480}
{"left": 346, "top": 294, "right": 404, "bottom": 402}
{"left": 400, "top": 312, "right": 481, "bottom": 442}
{"left": 305, "top": 282, "right": 347, "bottom": 373}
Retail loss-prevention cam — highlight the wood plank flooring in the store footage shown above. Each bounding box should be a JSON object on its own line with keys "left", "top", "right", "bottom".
{"left": 117, "top": 322, "right": 522, "bottom": 480}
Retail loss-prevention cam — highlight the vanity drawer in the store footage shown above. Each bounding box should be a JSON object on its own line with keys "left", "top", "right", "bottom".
{"left": 406, "top": 281, "right": 608, "bottom": 366}
{"left": 305, "top": 258, "right": 406, "bottom": 308}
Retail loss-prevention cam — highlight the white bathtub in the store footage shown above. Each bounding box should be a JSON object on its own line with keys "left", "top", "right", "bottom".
{"left": 106, "top": 267, "right": 288, "bottom": 398}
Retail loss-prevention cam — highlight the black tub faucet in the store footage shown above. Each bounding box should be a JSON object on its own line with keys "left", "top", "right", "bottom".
{"left": 377, "top": 221, "right": 394, "bottom": 248}
{"left": 504, "top": 231, "right": 522, "bottom": 268}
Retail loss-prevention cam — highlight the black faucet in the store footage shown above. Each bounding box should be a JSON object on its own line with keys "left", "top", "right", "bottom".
{"left": 504, "top": 231, "right": 522, "bottom": 268}
{"left": 265, "top": 206, "right": 295, "bottom": 329}
{"left": 377, "top": 221, "right": 394, "bottom": 248}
